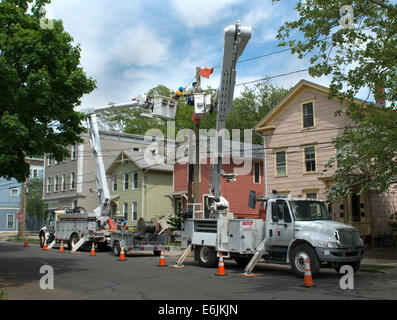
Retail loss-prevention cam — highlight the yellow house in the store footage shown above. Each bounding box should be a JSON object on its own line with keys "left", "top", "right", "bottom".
{"left": 254, "top": 79, "right": 397, "bottom": 242}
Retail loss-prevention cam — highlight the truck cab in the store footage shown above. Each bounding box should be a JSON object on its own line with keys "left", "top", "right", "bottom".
{"left": 259, "top": 194, "right": 365, "bottom": 276}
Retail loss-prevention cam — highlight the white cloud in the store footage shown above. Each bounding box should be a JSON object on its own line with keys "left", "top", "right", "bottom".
{"left": 111, "top": 26, "right": 171, "bottom": 67}
{"left": 170, "top": 0, "right": 244, "bottom": 28}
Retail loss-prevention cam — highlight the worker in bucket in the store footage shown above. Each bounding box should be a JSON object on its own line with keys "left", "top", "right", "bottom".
{"left": 173, "top": 86, "right": 186, "bottom": 101}
{"left": 187, "top": 82, "right": 202, "bottom": 106}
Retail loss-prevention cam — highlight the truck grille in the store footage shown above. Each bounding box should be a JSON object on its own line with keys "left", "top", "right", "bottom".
{"left": 337, "top": 229, "right": 362, "bottom": 248}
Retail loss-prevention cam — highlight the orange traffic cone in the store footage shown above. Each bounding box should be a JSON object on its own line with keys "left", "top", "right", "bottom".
{"left": 118, "top": 244, "right": 127, "bottom": 261}
{"left": 24, "top": 237, "right": 29, "bottom": 247}
{"left": 215, "top": 253, "right": 227, "bottom": 276}
{"left": 157, "top": 248, "right": 167, "bottom": 267}
{"left": 59, "top": 239, "right": 64, "bottom": 253}
{"left": 301, "top": 258, "right": 316, "bottom": 288}
{"left": 42, "top": 237, "right": 47, "bottom": 251}
{"left": 90, "top": 242, "right": 96, "bottom": 256}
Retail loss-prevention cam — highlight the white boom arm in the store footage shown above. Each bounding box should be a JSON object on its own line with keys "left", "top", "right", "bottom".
{"left": 80, "top": 98, "right": 150, "bottom": 217}
{"left": 210, "top": 21, "right": 252, "bottom": 204}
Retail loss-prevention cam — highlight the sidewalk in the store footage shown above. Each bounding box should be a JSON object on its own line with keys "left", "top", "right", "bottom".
{"left": 0, "top": 232, "right": 39, "bottom": 241}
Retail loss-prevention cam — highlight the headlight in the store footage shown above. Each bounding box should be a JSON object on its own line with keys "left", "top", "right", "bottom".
{"left": 317, "top": 240, "right": 340, "bottom": 248}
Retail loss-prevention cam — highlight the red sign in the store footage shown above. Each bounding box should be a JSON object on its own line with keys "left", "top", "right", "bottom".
{"left": 17, "top": 211, "right": 24, "bottom": 222}
{"left": 242, "top": 221, "right": 253, "bottom": 226}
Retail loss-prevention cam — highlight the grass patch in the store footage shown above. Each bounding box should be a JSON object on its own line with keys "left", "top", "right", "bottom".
{"left": 0, "top": 290, "right": 7, "bottom": 300}
{"left": 6, "top": 237, "right": 40, "bottom": 244}
{"left": 361, "top": 264, "right": 397, "bottom": 270}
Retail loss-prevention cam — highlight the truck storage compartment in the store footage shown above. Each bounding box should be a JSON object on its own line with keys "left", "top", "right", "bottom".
{"left": 228, "top": 219, "right": 264, "bottom": 254}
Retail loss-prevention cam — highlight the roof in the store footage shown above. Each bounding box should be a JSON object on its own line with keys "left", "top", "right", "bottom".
{"left": 253, "top": 79, "right": 367, "bottom": 131}
{"left": 107, "top": 151, "right": 173, "bottom": 174}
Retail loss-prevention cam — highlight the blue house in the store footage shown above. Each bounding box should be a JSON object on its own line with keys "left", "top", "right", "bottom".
{"left": 0, "top": 158, "right": 44, "bottom": 233}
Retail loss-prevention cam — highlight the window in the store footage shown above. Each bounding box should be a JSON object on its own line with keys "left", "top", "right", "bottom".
{"left": 253, "top": 162, "right": 261, "bottom": 183}
{"left": 30, "top": 169, "right": 38, "bottom": 178}
{"left": 7, "top": 214, "right": 15, "bottom": 229}
{"left": 54, "top": 175, "right": 59, "bottom": 192}
{"left": 61, "top": 174, "right": 66, "bottom": 191}
{"left": 133, "top": 172, "right": 138, "bottom": 190}
{"left": 112, "top": 176, "right": 117, "bottom": 192}
{"left": 10, "top": 188, "right": 19, "bottom": 197}
{"left": 47, "top": 157, "right": 52, "bottom": 166}
{"left": 304, "top": 146, "right": 316, "bottom": 173}
{"left": 47, "top": 177, "right": 52, "bottom": 193}
{"left": 275, "top": 150, "right": 287, "bottom": 176}
{"left": 71, "top": 145, "right": 77, "bottom": 160}
{"left": 276, "top": 200, "right": 292, "bottom": 223}
{"left": 124, "top": 174, "right": 129, "bottom": 190}
{"left": 302, "top": 102, "right": 314, "bottom": 128}
{"left": 70, "top": 172, "right": 76, "bottom": 190}
{"left": 123, "top": 202, "right": 128, "bottom": 219}
{"left": 306, "top": 192, "right": 317, "bottom": 199}
{"left": 132, "top": 202, "right": 138, "bottom": 221}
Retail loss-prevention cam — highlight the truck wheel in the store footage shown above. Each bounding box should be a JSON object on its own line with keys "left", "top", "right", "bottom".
{"left": 68, "top": 234, "right": 79, "bottom": 251}
{"left": 290, "top": 243, "right": 320, "bottom": 278}
{"left": 196, "top": 246, "right": 217, "bottom": 268}
{"left": 234, "top": 257, "right": 251, "bottom": 268}
{"left": 334, "top": 261, "right": 361, "bottom": 274}
{"left": 39, "top": 233, "right": 45, "bottom": 248}
{"left": 113, "top": 242, "right": 121, "bottom": 256}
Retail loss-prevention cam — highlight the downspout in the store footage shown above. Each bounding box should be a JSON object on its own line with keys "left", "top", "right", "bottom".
{"left": 141, "top": 169, "right": 148, "bottom": 219}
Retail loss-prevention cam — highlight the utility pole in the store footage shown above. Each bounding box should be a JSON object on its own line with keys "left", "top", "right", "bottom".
{"left": 193, "top": 67, "right": 201, "bottom": 212}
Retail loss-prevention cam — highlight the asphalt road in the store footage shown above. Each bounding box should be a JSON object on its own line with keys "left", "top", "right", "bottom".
{"left": 1, "top": 241, "right": 396, "bottom": 300}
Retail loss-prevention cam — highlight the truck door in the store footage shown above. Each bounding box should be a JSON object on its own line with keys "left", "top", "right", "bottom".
{"left": 268, "top": 200, "right": 294, "bottom": 247}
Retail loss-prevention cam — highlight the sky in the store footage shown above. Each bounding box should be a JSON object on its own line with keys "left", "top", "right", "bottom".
{"left": 42, "top": 0, "right": 371, "bottom": 110}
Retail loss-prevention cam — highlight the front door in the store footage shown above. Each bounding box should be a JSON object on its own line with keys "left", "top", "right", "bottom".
{"left": 269, "top": 200, "right": 295, "bottom": 247}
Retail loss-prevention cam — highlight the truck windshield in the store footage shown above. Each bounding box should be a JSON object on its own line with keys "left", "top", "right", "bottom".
{"left": 290, "top": 201, "right": 331, "bottom": 221}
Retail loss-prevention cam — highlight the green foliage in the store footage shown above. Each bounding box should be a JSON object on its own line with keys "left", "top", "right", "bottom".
{"left": 227, "top": 81, "right": 289, "bottom": 144}
{"left": 273, "top": 0, "right": 397, "bottom": 198}
{"left": 0, "top": 290, "right": 7, "bottom": 300}
{"left": 26, "top": 178, "right": 47, "bottom": 219}
{"left": 0, "top": 0, "right": 96, "bottom": 182}
{"left": 168, "top": 211, "right": 184, "bottom": 232}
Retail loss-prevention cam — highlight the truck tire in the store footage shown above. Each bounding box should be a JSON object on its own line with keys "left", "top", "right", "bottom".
{"left": 234, "top": 257, "right": 251, "bottom": 268}
{"left": 196, "top": 246, "right": 217, "bottom": 268}
{"left": 113, "top": 241, "right": 121, "bottom": 256}
{"left": 68, "top": 234, "right": 79, "bottom": 251}
{"left": 290, "top": 243, "right": 320, "bottom": 278}
{"left": 334, "top": 261, "right": 361, "bottom": 274}
{"left": 39, "top": 233, "right": 45, "bottom": 248}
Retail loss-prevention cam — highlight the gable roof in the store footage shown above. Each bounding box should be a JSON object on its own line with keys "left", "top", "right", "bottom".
{"left": 253, "top": 79, "right": 366, "bottom": 131}
{"left": 107, "top": 151, "right": 173, "bottom": 174}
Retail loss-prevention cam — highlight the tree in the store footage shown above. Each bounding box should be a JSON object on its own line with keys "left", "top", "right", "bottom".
{"left": 273, "top": 0, "right": 397, "bottom": 198}
{"left": 227, "top": 81, "right": 289, "bottom": 144}
{"left": 26, "top": 177, "right": 47, "bottom": 223}
{"left": 0, "top": 0, "right": 96, "bottom": 182}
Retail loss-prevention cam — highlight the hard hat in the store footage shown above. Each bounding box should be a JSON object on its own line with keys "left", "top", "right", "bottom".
{"left": 179, "top": 86, "right": 184, "bottom": 91}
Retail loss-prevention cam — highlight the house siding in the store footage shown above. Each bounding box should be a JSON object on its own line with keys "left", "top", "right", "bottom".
{"left": 258, "top": 81, "right": 397, "bottom": 239}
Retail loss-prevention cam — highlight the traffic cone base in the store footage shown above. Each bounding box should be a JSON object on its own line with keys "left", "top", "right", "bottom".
{"left": 301, "top": 258, "right": 316, "bottom": 288}
{"left": 215, "top": 253, "right": 227, "bottom": 276}
{"left": 118, "top": 245, "right": 127, "bottom": 261}
{"left": 90, "top": 242, "right": 96, "bottom": 256}
{"left": 42, "top": 239, "right": 47, "bottom": 251}
{"left": 157, "top": 248, "right": 167, "bottom": 267}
